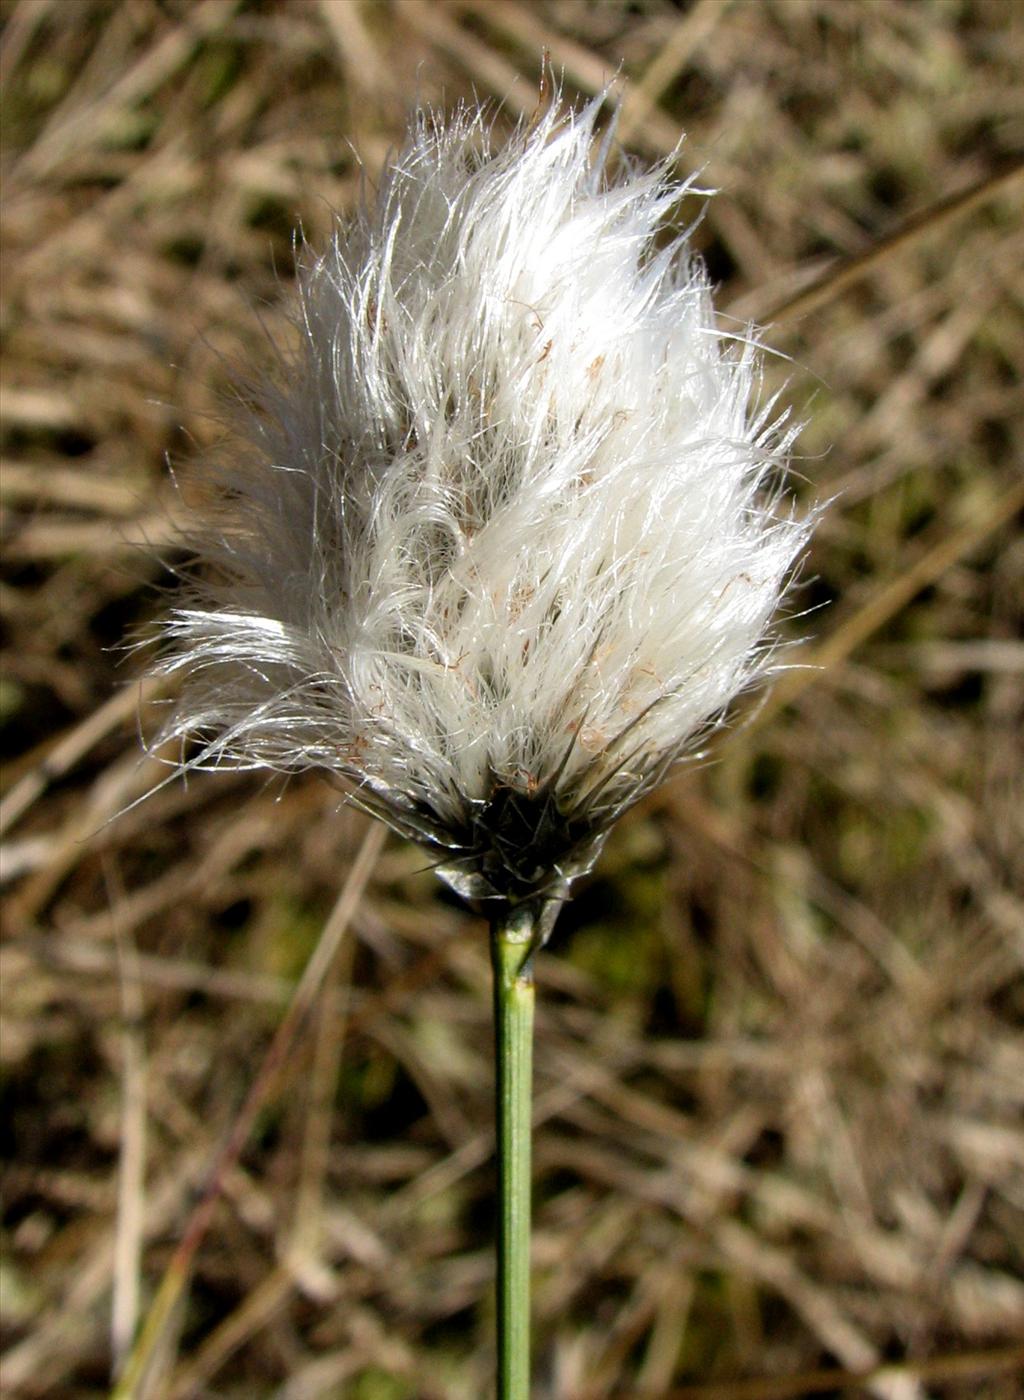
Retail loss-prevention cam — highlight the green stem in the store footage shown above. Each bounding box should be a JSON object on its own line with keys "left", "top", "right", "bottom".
{"left": 490, "top": 905, "right": 537, "bottom": 1400}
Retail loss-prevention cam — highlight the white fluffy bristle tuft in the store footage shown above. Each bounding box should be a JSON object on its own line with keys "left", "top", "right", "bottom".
{"left": 156, "top": 94, "right": 813, "bottom": 904}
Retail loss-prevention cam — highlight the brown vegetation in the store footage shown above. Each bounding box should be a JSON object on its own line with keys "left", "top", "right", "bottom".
{"left": 2, "top": 2, "right": 1022, "bottom": 1397}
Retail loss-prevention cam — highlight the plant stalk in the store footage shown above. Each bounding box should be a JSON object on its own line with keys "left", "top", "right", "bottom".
{"left": 490, "top": 904, "right": 537, "bottom": 1399}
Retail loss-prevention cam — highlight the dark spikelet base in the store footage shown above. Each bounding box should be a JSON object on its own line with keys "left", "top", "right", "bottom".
{"left": 457, "top": 782, "right": 597, "bottom": 901}
{"left": 427, "top": 778, "right": 608, "bottom": 910}
{"left": 344, "top": 767, "right": 605, "bottom": 908}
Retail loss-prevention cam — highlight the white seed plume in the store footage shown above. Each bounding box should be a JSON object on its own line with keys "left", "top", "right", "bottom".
{"left": 157, "top": 95, "right": 810, "bottom": 909}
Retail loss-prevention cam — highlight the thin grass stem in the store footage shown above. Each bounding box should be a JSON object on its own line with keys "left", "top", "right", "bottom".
{"left": 490, "top": 905, "right": 537, "bottom": 1399}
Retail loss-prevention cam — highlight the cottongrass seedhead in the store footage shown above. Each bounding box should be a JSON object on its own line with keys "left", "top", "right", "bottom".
{"left": 157, "top": 92, "right": 811, "bottom": 914}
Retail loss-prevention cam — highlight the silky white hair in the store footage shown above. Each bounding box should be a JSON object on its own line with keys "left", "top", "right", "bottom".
{"left": 156, "top": 93, "right": 812, "bottom": 905}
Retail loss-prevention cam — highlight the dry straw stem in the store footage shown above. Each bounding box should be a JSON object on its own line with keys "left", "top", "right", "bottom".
{"left": 108, "top": 860, "right": 148, "bottom": 1379}
{"left": 0, "top": 675, "right": 169, "bottom": 837}
{"left": 749, "top": 474, "right": 1024, "bottom": 737}
{"left": 110, "top": 821, "right": 385, "bottom": 1399}
{"left": 3, "top": 3, "right": 1023, "bottom": 1398}
{"left": 760, "top": 159, "right": 1024, "bottom": 327}
{"left": 644, "top": 1343, "right": 1024, "bottom": 1400}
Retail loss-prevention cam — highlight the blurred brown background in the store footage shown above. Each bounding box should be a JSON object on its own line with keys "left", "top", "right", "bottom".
{"left": 1, "top": 2, "right": 1022, "bottom": 1397}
